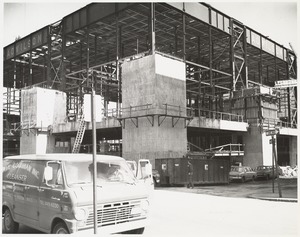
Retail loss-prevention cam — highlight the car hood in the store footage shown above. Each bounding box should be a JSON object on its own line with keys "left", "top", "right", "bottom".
{"left": 256, "top": 171, "right": 265, "bottom": 174}
{"left": 229, "top": 171, "right": 241, "bottom": 176}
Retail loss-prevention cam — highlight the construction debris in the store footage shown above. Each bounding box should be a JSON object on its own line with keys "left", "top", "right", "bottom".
{"left": 279, "top": 166, "right": 298, "bottom": 178}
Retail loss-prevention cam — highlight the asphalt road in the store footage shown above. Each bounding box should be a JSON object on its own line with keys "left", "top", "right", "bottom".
{"left": 3, "top": 179, "right": 298, "bottom": 235}
{"left": 162, "top": 178, "right": 298, "bottom": 199}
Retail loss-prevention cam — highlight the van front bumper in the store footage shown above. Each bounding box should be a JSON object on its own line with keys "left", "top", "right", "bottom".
{"left": 67, "top": 218, "right": 148, "bottom": 234}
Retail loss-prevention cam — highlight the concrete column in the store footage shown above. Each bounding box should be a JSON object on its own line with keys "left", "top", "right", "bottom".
{"left": 289, "top": 136, "right": 297, "bottom": 166}
{"left": 20, "top": 133, "right": 37, "bottom": 154}
{"left": 122, "top": 54, "right": 187, "bottom": 164}
{"left": 243, "top": 126, "right": 273, "bottom": 168}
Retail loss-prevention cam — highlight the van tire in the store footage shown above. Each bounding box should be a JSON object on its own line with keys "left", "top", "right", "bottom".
{"left": 3, "top": 209, "right": 19, "bottom": 233}
{"left": 133, "top": 227, "right": 145, "bottom": 234}
{"left": 122, "top": 227, "right": 145, "bottom": 234}
{"left": 52, "top": 222, "right": 69, "bottom": 234}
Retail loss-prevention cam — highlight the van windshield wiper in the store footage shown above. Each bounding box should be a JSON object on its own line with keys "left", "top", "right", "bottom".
{"left": 121, "top": 180, "right": 136, "bottom": 185}
{"left": 72, "top": 182, "right": 103, "bottom": 188}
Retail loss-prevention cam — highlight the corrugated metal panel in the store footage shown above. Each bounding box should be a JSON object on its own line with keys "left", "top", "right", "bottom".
{"left": 155, "top": 158, "right": 230, "bottom": 185}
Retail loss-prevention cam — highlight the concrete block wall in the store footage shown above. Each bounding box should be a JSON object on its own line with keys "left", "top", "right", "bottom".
{"left": 122, "top": 53, "right": 187, "bottom": 164}
{"left": 21, "top": 87, "right": 66, "bottom": 128}
{"left": 20, "top": 87, "right": 66, "bottom": 155}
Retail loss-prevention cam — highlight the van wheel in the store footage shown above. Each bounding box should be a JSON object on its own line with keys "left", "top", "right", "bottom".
{"left": 132, "top": 227, "right": 145, "bottom": 234}
{"left": 122, "top": 227, "right": 145, "bottom": 234}
{"left": 3, "top": 209, "right": 19, "bottom": 233}
{"left": 52, "top": 222, "right": 69, "bottom": 234}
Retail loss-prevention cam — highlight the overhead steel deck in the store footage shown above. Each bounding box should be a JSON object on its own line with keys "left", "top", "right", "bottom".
{"left": 3, "top": 2, "right": 297, "bottom": 127}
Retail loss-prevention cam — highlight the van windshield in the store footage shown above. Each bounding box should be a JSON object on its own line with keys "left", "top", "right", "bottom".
{"left": 64, "top": 160, "right": 136, "bottom": 187}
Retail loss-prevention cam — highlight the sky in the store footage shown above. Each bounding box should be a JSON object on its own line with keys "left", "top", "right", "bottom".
{"left": 1, "top": 1, "right": 298, "bottom": 53}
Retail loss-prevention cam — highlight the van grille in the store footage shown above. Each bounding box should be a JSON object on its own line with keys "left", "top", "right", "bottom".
{"left": 82, "top": 199, "right": 146, "bottom": 229}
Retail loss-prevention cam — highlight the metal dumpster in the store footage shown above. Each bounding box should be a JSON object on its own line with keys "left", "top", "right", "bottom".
{"left": 155, "top": 158, "right": 230, "bottom": 186}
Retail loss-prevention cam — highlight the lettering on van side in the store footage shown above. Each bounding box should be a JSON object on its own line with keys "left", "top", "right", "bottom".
{"left": 6, "top": 173, "right": 27, "bottom": 182}
{"left": 4, "top": 161, "right": 40, "bottom": 180}
{"left": 40, "top": 200, "right": 60, "bottom": 209}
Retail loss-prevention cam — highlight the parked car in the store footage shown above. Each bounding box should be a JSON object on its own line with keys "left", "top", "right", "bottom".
{"left": 255, "top": 165, "right": 277, "bottom": 180}
{"left": 152, "top": 169, "right": 160, "bottom": 187}
{"left": 229, "top": 166, "right": 256, "bottom": 183}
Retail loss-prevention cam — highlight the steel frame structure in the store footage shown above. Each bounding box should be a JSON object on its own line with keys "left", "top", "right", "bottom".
{"left": 3, "top": 2, "right": 297, "bottom": 128}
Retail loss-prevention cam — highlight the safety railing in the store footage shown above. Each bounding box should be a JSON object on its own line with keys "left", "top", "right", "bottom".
{"left": 108, "top": 105, "right": 246, "bottom": 124}
{"left": 117, "top": 103, "right": 190, "bottom": 119}
{"left": 205, "top": 143, "right": 245, "bottom": 153}
{"left": 119, "top": 104, "right": 154, "bottom": 118}
{"left": 248, "top": 118, "right": 297, "bottom": 129}
{"left": 189, "top": 108, "right": 244, "bottom": 122}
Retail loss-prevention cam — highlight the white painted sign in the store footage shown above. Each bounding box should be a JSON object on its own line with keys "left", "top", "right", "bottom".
{"left": 83, "top": 94, "right": 103, "bottom": 122}
{"left": 155, "top": 54, "right": 186, "bottom": 81}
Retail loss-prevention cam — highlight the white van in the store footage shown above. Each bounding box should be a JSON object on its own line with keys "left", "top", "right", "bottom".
{"left": 2, "top": 154, "right": 151, "bottom": 234}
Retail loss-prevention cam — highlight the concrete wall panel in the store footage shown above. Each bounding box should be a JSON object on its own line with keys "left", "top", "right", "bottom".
{"left": 122, "top": 54, "right": 187, "bottom": 164}
{"left": 243, "top": 127, "right": 263, "bottom": 168}
{"left": 20, "top": 133, "right": 36, "bottom": 154}
{"left": 289, "top": 136, "right": 298, "bottom": 166}
{"left": 20, "top": 88, "right": 67, "bottom": 154}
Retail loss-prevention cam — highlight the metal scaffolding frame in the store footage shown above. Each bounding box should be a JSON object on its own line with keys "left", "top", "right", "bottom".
{"left": 3, "top": 2, "right": 297, "bottom": 131}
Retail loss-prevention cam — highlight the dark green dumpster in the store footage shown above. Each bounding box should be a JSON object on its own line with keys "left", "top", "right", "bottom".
{"left": 155, "top": 158, "right": 230, "bottom": 186}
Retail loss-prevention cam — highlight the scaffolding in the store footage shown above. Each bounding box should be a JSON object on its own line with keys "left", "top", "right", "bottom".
{"left": 3, "top": 2, "right": 297, "bottom": 156}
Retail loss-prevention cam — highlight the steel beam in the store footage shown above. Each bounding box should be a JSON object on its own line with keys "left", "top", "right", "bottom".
{"left": 151, "top": 3, "right": 155, "bottom": 54}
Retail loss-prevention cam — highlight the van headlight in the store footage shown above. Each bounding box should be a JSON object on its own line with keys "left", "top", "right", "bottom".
{"left": 130, "top": 200, "right": 149, "bottom": 215}
{"left": 74, "top": 207, "right": 89, "bottom": 221}
{"left": 140, "top": 200, "right": 149, "bottom": 211}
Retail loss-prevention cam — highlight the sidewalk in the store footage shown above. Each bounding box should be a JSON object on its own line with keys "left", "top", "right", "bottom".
{"left": 248, "top": 179, "right": 298, "bottom": 202}
{"left": 159, "top": 178, "right": 298, "bottom": 202}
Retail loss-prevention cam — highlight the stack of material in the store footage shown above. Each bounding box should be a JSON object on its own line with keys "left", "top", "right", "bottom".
{"left": 279, "top": 166, "right": 298, "bottom": 178}
{"left": 231, "top": 86, "right": 278, "bottom": 124}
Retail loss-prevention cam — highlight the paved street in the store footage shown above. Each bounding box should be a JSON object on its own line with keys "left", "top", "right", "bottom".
{"left": 144, "top": 189, "right": 298, "bottom": 237}
{"left": 162, "top": 178, "right": 298, "bottom": 200}
{"left": 3, "top": 181, "right": 298, "bottom": 236}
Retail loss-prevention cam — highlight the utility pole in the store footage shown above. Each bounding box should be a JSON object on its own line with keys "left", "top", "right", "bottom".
{"left": 267, "top": 129, "right": 282, "bottom": 198}
{"left": 272, "top": 134, "right": 282, "bottom": 198}
{"left": 87, "top": 26, "right": 98, "bottom": 234}
{"left": 91, "top": 74, "right": 98, "bottom": 233}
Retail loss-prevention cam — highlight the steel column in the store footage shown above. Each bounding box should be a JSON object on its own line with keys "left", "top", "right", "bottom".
{"left": 243, "top": 26, "right": 248, "bottom": 88}
{"left": 197, "top": 36, "right": 201, "bottom": 63}
{"left": 116, "top": 7, "right": 120, "bottom": 116}
{"left": 29, "top": 42, "right": 33, "bottom": 86}
{"left": 174, "top": 26, "right": 178, "bottom": 56}
{"left": 61, "top": 27, "right": 66, "bottom": 91}
{"left": 287, "top": 87, "right": 291, "bottom": 125}
{"left": 151, "top": 3, "right": 155, "bottom": 54}
{"left": 229, "top": 19, "right": 235, "bottom": 95}
{"left": 80, "top": 43, "right": 83, "bottom": 70}
{"left": 208, "top": 10, "right": 213, "bottom": 108}
{"left": 183, "top": 3, "right": 186, "bottom": 61}
{"left": 94, "top": 36, "right": 98, "bottom": 65}
{"left": 13, "top": 57, "right": 16, "bottom": 89}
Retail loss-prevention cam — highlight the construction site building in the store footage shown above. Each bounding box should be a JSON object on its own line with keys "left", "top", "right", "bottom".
{"left": 3, "top": 3, "right": 297, "bottom": 169}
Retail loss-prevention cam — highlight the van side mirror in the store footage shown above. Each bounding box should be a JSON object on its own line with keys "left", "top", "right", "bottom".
{"left": 44, "top": 166, "right": 53, "bottom": 183}
{"left": 144, "top": 163, "right": 152, "bottom": 179}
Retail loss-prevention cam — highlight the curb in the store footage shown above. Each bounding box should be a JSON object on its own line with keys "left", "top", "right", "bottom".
{"left": 248, "top": 196, "right": 298, "bottom": 203}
